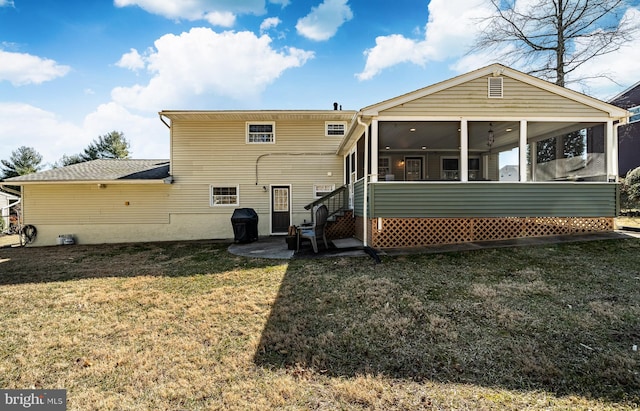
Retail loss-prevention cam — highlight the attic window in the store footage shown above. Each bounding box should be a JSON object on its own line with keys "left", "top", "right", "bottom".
{"left": 488, "top": 77, "right": 504, "bottom": 98}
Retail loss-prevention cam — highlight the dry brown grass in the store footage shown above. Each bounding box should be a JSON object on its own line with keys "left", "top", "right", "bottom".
{"left": 616, "top": 216, "right": 640, "bottom": 228}
{"left": 0, "top": 239, "right": 639, "bottom": 410}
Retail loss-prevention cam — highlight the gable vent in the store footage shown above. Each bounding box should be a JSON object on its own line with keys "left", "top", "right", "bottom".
{"left": 488, "top": 77, "right": 503, "bottom": 98}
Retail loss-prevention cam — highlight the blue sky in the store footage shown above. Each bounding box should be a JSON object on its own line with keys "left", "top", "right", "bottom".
{"left": 1, "top": 0, "right": 640, "bottom": 167}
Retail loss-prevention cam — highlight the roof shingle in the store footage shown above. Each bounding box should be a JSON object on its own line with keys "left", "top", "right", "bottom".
{"left": 3, "top": 159, "right": 170, "bottom": 183}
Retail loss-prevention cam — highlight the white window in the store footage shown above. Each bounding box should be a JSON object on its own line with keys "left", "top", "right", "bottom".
{"left": 488, "top": 77, "right": 503, "bottom": 98}
{"left": 468, "top": 157, "right": 481, "bottom": 180}
{"left": 378, "top": 157, "right": 391, "bottom": 180}
{"left": 314, "top": 184, "right": 335, "bottom": 198}
{"left": 273, "top": 188, "right": 289, "bottom": 212}
{"left": 247, "top": 122, "right": 275, "bottom": 143}
{"left": 210, "top": 186, "right": 239, "bottom": 206}
{"left": 442, "top": 157, "right": 481, "bottom": 180}
{"left": 630, "top": 106, "right": 640, "bottom": 123}
{"left": 442, "top": 157, "right": 459, "bottom": 180}
{"left": 326, "top": 122, "right": 346, "bottom": 136}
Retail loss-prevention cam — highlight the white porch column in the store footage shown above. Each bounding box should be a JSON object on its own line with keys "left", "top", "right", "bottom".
{"left": 612, "top": 121, "right": 619, "bottom": 180}
{"left": 606, "top": 120, "right": 615, "bottom": 180}
{"left": 519, "top": 120, "right": 528, "bottom": 182}
{"left": 530, "top": 143, "right": 537, "bottom": 181}
{"left": 460, "top": 119, "right": 468, "bottom": 182}
{"left": 371, "top": 119, "right": 379, "bottom": 182}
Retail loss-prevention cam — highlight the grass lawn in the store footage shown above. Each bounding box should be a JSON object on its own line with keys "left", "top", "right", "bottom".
{"left": 0, "top": 239, "right": 639, "bottom": 410}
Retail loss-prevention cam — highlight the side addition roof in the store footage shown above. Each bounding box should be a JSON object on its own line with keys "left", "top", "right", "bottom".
{"left": 2, "top": 159, "right": 172, "bottom": 185}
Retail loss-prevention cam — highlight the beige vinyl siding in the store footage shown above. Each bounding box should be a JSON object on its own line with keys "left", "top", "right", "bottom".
{"left": 23, "top": 184, "right": 171, "bottom": 225}
{"left": 169, "top": 118, "right": 345, "bottom": 232}
{"left": 380, "top": 76, "right": 608, "bottom": 118}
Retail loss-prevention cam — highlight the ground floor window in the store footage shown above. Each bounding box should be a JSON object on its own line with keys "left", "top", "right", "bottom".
{"left": 441, "top": 157, "right": 481, "bottom": 180}
{"left": 210, "top": 186, "right": 239, "bottom": 206}
{"left": 314, "top": 184, "right": 335, "bottom": 198}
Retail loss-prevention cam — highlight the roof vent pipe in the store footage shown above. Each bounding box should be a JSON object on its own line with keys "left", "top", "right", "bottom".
{"left": 333, "top": 102, "right": 338, "bottom": 110}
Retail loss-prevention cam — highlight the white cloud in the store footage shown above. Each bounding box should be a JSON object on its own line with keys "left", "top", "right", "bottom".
{"left": 0, "top": 103, "right": 86, "bottom": 166}
{"left": 114, "top": 0, "right": 264, "bottom": 26}
{"left": 450, "top": 4, "right": 640, "bottom": 99}
{"left": 115, "top": 48, "right": 146, "bottom": 71}
{"left": 568, "top": 7, "right": 640, "bottom": 99}
{"left": 204, "top": 11, "right": 235, "bottom": 27}
{"left": 0, "top": 50, "right": 71, "bottom": 86}
{"left": 296, "top": 0, "right": 353, "bottom": 41}
{"left": 269, "top": 0, "right": 289, "bottom": 6}
{"left": 356, "top": 0, "right": 492, "bottom": 80}
{"left": 112, "top": 27, "right": 314, "bottom": 111}
{"left": 260, "top": 17, "right": 281, "bottom": 34}
{"left": 83, "top": 103, "right": 168, "bottom": 160}
{"left": 356, "top": 35, "right": 431, "bottom": 81}
{"left": 0, "top": 102, "right": 169, "bottom": 166}
{"left": 0, "top": 0, "right": 15, "bottom": 7}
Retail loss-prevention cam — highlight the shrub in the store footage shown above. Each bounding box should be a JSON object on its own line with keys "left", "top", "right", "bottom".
{"left": 621, "top": 166, "right": 640, "bottom": 211}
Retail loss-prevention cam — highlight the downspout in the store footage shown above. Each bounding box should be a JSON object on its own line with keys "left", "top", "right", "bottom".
{"left": 357, "top": 115, "right": 369, "bottom": 247}
{"left": 159, "top": 114, "right": 171, "bottom": 129}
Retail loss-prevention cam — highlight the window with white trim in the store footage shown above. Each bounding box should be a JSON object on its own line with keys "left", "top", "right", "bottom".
{"left": 247, "top": 122, "right": 275, "bottom": 143}
{"left": 630, "top": 106, "right": 640, "bottom": 123}
{"left": 441, "top": 157, "right": 481, "bottom": 180}
{"left": 210, "top": 185, "right": 239, "bottom": 206}
{"left": 442, "top": 157, "right": 459, "bottom": 180}
{"left": 378, "top": 157, "right": 391, "bottom": 180}
{"left": 468, "top": 157, "right": 481, "bottom": 180}
{"left": 326, "top": 121, "right": 346, "bottom": 136}
{"left": 314, "top": 184, "right": 335, "bottom": 198}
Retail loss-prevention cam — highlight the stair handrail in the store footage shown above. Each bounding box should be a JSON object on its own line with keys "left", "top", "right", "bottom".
{"left": 303, "top": 185, "right": 349, "bottom": 221}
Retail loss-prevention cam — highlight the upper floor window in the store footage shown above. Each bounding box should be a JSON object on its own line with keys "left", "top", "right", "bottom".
{"left": 630, "top": 106, "right": 640, "bottom": 123}
{"left": 326, "top": 122, "right": 346, "bottom": 136}
{"left": 247, "top": 122, "right": 275, "bottom": 143}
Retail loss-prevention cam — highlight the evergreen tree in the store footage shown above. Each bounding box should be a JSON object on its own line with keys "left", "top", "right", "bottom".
{"left": 1, "top": 146, "right": 43, "bottom": 179}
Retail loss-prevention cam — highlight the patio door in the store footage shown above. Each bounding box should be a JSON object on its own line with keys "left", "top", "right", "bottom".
{"left": 271, "top": 186, "right": 290, "bottom": 234}
{"left": 405, "top": 157, "right": 423, "bottom": 181}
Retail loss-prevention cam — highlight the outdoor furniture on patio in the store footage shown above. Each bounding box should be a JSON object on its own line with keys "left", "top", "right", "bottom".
{"left": 297, "top": 204, "right": 329, "bottom": 253}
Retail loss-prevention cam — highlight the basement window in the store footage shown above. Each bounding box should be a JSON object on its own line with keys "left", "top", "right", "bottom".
{"left": 488, "top": 77, "right": 504, "bottom": 98}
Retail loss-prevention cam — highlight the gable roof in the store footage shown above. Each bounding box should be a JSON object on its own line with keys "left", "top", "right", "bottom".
{"left": 3, "top": 159, "right": 171, "bottom": 185}
{"left": 360, "top": 63, "right": 630, "bottom": 118}
{"left": 609, "top": 80, "right": 640, "bottom": 108}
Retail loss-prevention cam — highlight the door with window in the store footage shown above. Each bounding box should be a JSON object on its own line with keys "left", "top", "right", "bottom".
{"left": 405, "top": 157, "right": 423, "bottom": 181}
{"left": 271, "top": 186, "right": 290, "bottom": 234}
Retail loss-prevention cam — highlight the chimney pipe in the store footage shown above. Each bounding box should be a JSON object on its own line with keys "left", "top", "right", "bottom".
{"left": 333, "top": 102, "right": 338, "bottom": 110}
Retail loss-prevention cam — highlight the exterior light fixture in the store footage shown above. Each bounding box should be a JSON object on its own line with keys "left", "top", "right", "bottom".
{"left": 410, "top": 128, "right": 416, "bottom": 132}
{"left": 421, "top": 146, "right": 426, "bottom": 150}
{"left": 487, "top": 123, "right": 495, "bottom": 147}
{"left": 385, "top": 146, "right": 390, "bottom": 150}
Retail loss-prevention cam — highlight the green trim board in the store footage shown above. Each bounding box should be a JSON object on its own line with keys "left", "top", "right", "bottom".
{"left": 354, "top": 182, "right": 617, "bottom": 218}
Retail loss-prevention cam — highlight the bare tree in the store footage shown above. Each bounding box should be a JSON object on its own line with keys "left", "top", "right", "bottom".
{"left": 476, "top": 0, "right": 638, "bottom": 87}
